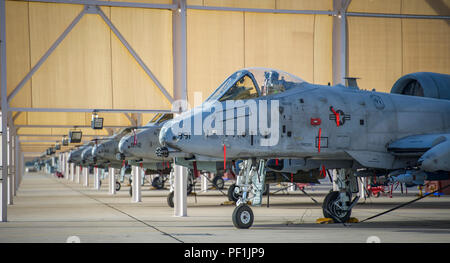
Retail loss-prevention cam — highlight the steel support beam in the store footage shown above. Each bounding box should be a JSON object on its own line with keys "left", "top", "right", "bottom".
{"left": 16, "top": 124, "right": 130, "bottom": 128}
{"left": 7, "top": 128, "right": 13, "bottom": 205}
{"left": 347, "top": 12, "right": 450, "bottom": 20}
{"left": 1, "top": 0, "right": 8, "bottom": 222}
{"left": 187, "top": 5, "right": 335, "bottom": 15}
{"left": 172, "top": 0, "right": 188, "bottom": 217}
{"left": 14, "top": 136, "right": 19, "bottom": 195}
{"left": 18, "top": 0, "right": 176, "bottom": 10}
{"left": 9, "top": 107, "right": 173, "bottom": 114}
{"left": 332, "top": 0, "right": 351, "bottom": 85}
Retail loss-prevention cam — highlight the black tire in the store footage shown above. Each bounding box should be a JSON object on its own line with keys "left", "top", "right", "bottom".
{"left": 228, "top": 184, "right": 240, "bottom": 202}
{"left": 129, "top": 186, "right": 132, "bottom": 197}
{"left": 115, "top": 181, "right": 121, "bottom": 191}
{"left": 322, "top": 191, "right": 352, "bottom": 223}
{"left": 167, "top": 192, "right": 174, "bottom": 208}
{"left": 99, "top": 180, "right": 102, "bottom": 188}
{"left": 232, "top": 204, "right": 254, "bottom": 229}
{"left": 212, "top": 175, "right": 225, "bottom": 190}
{"left": 152, "top": 176, "right": 165, "bottom": 189}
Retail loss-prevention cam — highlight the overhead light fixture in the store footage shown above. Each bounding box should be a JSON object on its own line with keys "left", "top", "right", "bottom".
{"left": 91, "top": 110, "right": 104, "bottom": 130}
{"left": 69, "top": 129, "right": 83, "bottom": 143}
{"left": 62, "top": 136, "right": 69, "bottom": 146}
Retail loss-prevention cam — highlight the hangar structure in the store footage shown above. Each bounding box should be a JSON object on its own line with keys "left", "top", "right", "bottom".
{"left": 0, "top": 0, "right": 449, "bottom": 222}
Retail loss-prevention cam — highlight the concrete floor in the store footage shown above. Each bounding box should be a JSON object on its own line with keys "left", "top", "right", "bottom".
{"left": 1, "top": 172, "right": 450, "bottom": 243}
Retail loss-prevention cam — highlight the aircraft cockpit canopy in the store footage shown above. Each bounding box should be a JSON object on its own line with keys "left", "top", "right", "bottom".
{"left": 205, "top": 68, "right": 305, "bottom": 103}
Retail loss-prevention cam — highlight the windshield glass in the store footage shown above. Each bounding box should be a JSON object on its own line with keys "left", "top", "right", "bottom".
{"left": 205, "top": 68, "right": 305, "bottom": 103}
{"left": 205, "top": 71, "right": 243, "bottom": 102}
{"left": 219, "top": 74, "right": 259, "bottom": 102}
{"left": 247, "top": 68, "right": 306, "bottom": 96}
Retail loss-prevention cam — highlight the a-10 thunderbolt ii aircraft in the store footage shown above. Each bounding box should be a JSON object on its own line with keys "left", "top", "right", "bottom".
{"left": 119, "top": 112, "right": 235, "bottom": 207}
{"left": 158, "top": 67, "right": 450, "bottom": 228}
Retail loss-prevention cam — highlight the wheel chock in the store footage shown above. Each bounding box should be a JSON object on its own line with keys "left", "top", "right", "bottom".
{"left": 347, "top": 217, "right": 359, "bottom": 223}
{"left": 316, "top": 218, "right": 334, "bottom": 224}
{"left": 149, "top": 186, "right": 157, "bottom": 190}
{"left": 221, "top": 201, "right": 235, "bottom": 206}
{"left": 316, "top": 217, "right": 359, "bottom": 224}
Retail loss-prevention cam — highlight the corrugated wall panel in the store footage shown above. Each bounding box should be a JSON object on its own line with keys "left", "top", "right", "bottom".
{"left": 313, "top": 15, "right": 333, "bottom": 85}
{"left": 276, "top": 0, "right": 332, "bottom": 11}
{"left": 402, "top": 0, "right": 450, "bottom": 16}
{"left": 110, "top": 7, "right": 173, "bottom": 110}
{"left": 348, "top": 0, "right": 401, "bottom": 14}
{"left": 348, "top": 17, "right": 402, "bottom": 92}
{"left": 402, "top": 19, "right": 450, "bottom": 75}
{"left": 187, "top": 10, "right": 244, "bottom": 107}
{"left": 244, "top": 13, "right": 315, "bottom": 83}
{"left": 203, "top": 0, "right": 275, "bottom": 8}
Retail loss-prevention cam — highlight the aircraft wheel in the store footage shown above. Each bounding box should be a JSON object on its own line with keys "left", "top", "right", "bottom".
{"left": 167, "top": 192, "right": 174, "bottom": 208}
{"left": 212, "top": 175, "right": 225, "bottom": 190}
{"left": 115, "top": 181, "right": 121, "bottom": 191}
{"left": 232, "top": 204, "right": 254, "bottom": 229}
{"left": 152, "top": 176, "right": 165, "bottom": 189}
{"left": 322, "top": 191, "right": 351, "bottom": 223}
{"left": 227, "top": 184, "right": 240, "bottom": 202}
{"left": 129, "top": 186, "right": 132, "bottom": 197}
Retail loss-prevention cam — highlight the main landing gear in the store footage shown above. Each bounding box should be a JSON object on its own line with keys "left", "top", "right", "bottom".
{"left": 230, "top": 160, "right": 360, "bottom": 229}
{"left": 231, "top": 158, "right": 266, "bottom": 229}
{"left": 322, "top": 168, "right": 359, "bottom": 223}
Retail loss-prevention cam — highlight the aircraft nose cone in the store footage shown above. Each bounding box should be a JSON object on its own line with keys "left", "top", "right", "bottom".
{"left": 92, "top": 145, "right": 99, "bottom": 157}
{"left": 159, "top": 126, "right": 174, "bottom": 147}
{"left": 118, "top": 137, "right": 130, "bottom": 155}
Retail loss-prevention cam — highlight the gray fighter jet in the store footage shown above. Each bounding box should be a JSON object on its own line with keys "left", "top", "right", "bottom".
{"left": 158, "top": 68, "right": 450, "bottom": 228}
{"left": 119, "top": 113, "right": 234, "bottom": 206}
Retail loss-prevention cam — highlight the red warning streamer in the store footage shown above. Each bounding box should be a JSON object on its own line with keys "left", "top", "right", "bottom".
{"left": 193, "top": 161, "right": 199, "bottom": 178}
{"left": 133, "top": 129, "right": 137, "bottom": 145}
{"left": 318, "top": 128, "right": 322, "bottom": 153}
{"left": 330, "top": 107, "right": 340, "bottom": 127}
{"left": 223, "top": 144, "right": 227, "bottom": 170}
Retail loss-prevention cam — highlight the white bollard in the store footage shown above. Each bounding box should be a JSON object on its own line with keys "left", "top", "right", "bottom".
{"left": 83, "top": 167, "right": 89, "bottom": 187}
{"left": 109, "top": 167, "right": 116, "bottom": 195}
{"left": 132, "top": 166, "right": 141, "bottom": 202}
{"left": 94, "top": 167, "right": 100, "bottom": 190}
{"left": 174, "top": 164, "right": 187, "bottom": 217}
{"left": 201, "top": 172, "right": 208, "bottom": 192}
{"left": 76, "top": 166, "right": 81, "bottom": 184}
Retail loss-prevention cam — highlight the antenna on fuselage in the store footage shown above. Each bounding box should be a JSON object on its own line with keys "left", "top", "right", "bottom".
{"left": 344, "top": 77, "right": 360, "bottom": 89}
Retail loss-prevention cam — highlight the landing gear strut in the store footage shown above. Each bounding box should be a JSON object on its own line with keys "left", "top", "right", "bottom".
{"left": 231, "top": 158, "right": 266, "bottom": 229}
{"left": 322, "top": 169, "right": 359, "bottom": 223}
